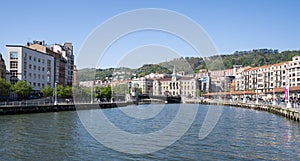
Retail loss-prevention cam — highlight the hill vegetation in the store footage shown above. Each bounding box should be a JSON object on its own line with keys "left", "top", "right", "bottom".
{"left": 76, "top": 49, "right": 300, "bottom": 83}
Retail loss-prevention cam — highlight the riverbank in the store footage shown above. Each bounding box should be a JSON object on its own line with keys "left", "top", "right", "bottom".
{"left": 0, "top": 102, "right": 131, "bottom": 115}
{"left": 201, "top": 100, "right": 300, "bottom": 122}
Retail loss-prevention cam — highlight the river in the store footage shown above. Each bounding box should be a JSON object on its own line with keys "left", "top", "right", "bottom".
{"left": 0, "top": 104, "right": 299, "bottom": 160}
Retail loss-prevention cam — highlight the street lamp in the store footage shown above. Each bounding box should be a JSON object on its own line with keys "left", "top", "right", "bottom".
{"left": 54, "top": 82, "right": 57, "bottom": 105}
{"left": 272, "top": 69, "right": 277, "bottom": 105}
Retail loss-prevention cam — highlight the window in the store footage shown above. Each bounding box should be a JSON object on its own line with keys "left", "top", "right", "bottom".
{"left": 29, "top": 73, "right": 32, "bottom": 78}
{"left": 11, "top": 70, "right": 18, "bottom": 77}
{"left": 38, "top": 58, "right": 40, "bottom": 63}
{"left": 33, "top": 82, "right": 36, "bottom": 87}
{"left": 24, "top": 53, "right": 27, "bottom": 60}
{"left": 42, "top": 67, "right": 45, "bottom": 71}
{"left": 38, "top": 66, "right": 40, "bottom": 71}
{"left": 34, "top": 57, "right": 36, "bottom": 62}
{"left": 29, "top": 56, "right": 32, "bottom": 60}
{"left": 38, "top": 83, "right": 40, "bottom": 87}
{"left": 29, "top": 64, "right": 32, "bottom": 69}
{"left": 34, "top": 65, "right": 36, "bottom": 70}
{"left": 10, "top": 52, "right": 18, "bottom": 60}
{"left": 10, "top": 61, "right": 18, "bottom": 69}
{"left": 23, "top": 71, "right": 27, "bottom": 79}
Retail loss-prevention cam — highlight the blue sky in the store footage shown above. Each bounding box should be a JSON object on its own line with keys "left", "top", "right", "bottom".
{"left": 1, "top": 0, "right": 300, "bottom": 69}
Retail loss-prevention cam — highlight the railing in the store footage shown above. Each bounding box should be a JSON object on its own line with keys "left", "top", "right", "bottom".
{"left": 206, "top": 99, "right": 300, "bottom": 112}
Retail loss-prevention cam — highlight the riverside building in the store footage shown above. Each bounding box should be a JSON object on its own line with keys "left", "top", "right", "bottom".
{"left": 152, "top": 67, "right": 200, "bottom": 97}
{"left": 6, "top": 45, "right": 55, "bottom": 90}
{"left": 27, "top": 41, "right": 67, "bottom": 86}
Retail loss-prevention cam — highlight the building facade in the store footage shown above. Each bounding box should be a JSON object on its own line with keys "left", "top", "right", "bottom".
{"left": 52, "top": 43, "right": 74, "bottom": 85}
{"left": 132, "top": 77, "right": 153, "bottom": 96}
{"left": 152, "top": 67, "right": 200, "bottom": 97}
{"left": 27, "top": 41, "right": 67, "bottom": 86}
{"left": 6, "top": 45, "right": 54, "bottom": 90}
{"left": 0, "top": 53, "right": 6, "bottom": 79}
{"left": 234, "top": 56, "right": 300, "bottom": 94}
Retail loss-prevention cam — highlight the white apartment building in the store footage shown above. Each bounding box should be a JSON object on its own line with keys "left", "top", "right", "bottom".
{"left": 234, "top": 56, "right": 300, "bottom": 93}
{"left": 6, "top": 45, "right": 54, "bottom": 90}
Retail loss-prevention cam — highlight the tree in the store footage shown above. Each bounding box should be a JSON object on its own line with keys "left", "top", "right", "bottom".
{"left": 95, "top": 86, "right": 112, "bottom": 100}
{"left": 0, "top": 78, "right": 11, "bottom": 98}
{"left": 57, "top": 85, "right": 72, "bottom": 98}
{"left": 40, "top": 85, "right": 53, "bottom": 97}
{"left": 137, "top": 87, "right": 142, "bottom": 95}
{"left": 11, "top": 80, "right": 32, "bottom": 99}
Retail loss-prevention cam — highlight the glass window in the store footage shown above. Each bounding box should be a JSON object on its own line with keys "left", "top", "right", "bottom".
{"left": 10, "top": 52, "right": 18, "bottom": 60}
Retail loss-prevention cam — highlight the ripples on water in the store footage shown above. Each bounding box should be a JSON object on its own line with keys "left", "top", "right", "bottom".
{"left": 0, "top": 105, "right": 299, "bottom": 160}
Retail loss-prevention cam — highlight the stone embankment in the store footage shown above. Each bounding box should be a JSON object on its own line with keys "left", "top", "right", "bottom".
{"left": 0, "top": 102, "right": 130, "bottom": 115}
{"left": 202, "top": 100, "right": 300, "bottom": 122}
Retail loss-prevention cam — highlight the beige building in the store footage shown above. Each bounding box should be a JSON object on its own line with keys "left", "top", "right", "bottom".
{"left": 27, "top": 41, "right": 67, "bottom": 86}
{"left": 153, "top": 67, "right": 199, "bottom": 97}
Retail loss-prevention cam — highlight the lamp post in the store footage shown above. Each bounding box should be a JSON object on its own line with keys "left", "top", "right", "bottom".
{"left": 90, "top": 83, "right": 94, "bottom": 104}
{"left": 54, "top": 82, "right": 57, "bottom": 105}
{"left": 286, "top": 68, "right": 291, "bottom": 108}
{"left": 273, "top": 69, "right": 277, "bottom": 105}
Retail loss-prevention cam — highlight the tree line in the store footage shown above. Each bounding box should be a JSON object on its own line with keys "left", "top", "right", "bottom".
{"left": 0, "top": 78, "right": 73, "bottom": 100}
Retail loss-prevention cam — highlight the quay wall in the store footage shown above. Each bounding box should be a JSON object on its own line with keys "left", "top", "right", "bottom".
{"left": 202, "top": 101, "right": 300, "bottom": 122}
{"left": 0, "top": 102, "right": 130, "bottom": 115}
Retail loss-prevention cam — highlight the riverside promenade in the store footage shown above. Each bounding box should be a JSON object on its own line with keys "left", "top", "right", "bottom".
{"left": 201, "top": 99, "right": 300, "bottom": 122}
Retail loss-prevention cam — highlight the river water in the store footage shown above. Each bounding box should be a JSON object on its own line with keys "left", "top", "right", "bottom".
{"left": 0, "top": 104, "right": 299, "bottom": 160}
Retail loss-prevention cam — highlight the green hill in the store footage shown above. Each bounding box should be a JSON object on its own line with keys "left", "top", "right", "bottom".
{"left": 76, "top": 49, "right": 300, "bottom": 83}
